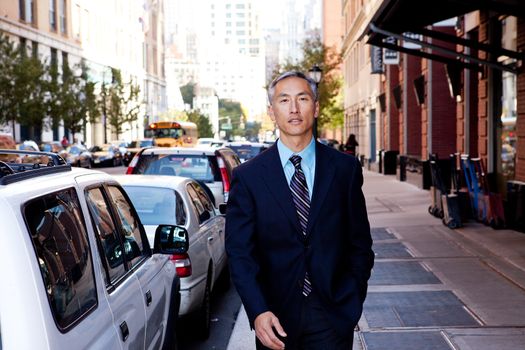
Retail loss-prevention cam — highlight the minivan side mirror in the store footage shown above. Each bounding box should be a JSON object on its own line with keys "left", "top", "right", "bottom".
{"left": 153, "top": 224, "right": 189, "bottom": 254}
{"left": 218, "top": 203, "right": 227, "bottom": 215}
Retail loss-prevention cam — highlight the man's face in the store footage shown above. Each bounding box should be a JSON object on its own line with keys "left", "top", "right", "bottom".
{"left": 268, "top": 76, "right": 319, "bottom": 140}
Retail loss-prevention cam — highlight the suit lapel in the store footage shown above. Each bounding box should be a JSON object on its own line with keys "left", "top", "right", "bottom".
{"left": 259, "top": 145, "right": 303, "bottom": 235}
{"left": 306, "top": 143, "right": 336, "bottom": 235}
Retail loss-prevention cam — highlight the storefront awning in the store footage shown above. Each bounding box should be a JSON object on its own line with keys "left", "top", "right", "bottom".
{"left": 362, "top": 0, "right": 525, "bottom": 73}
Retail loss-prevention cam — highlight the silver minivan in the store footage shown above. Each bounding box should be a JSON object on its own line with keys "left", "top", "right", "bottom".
{"left": 126, "top": 146, "right": 241, "bottom": 207}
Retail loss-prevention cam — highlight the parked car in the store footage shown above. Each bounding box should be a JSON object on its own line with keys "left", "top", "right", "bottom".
{"left": 223, "top": 141, "right": 269, "bottom": 162}
{"left": 63, "top": 144, "right": 93, "bottom": 168}
{"left": 196, "top": 138, "right": 225, "bottom": 148}
{"left": 90, "top": 144, "right": 123, "bottom": 167}
{"left": 126, "top": 146, "right": 241, "bottom": 206}
{"left": 17, "top": 140, "right": 40, "bottom": 152}
{"left": 115, "top": 174, "right": 228, "bottom": 339}
{"left": 109, "top": 140, "right": 129, "bottom": 156}
{"left": 0, "top": 149, "right": 188, "bottom": 350}
{"left": 40, "top": 141, "right": 65, "bottom": 154}
{"left": 122, "top": 138, "right": 156, "bottom": 166}
{"left": 318, "top": 138, "right": 341, "bottom": 150}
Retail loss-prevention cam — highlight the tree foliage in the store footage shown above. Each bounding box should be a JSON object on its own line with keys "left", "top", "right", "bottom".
{"left": 0, "top": 34, "right": 99, "bottom": 142}
{"left": 219, "top": 99, "right": 246, "bottom": 139}
{"left": 0, "top": 34, "right": 18, "bottom": 132}
{"left": 13, "top": 42, "right": 47, "bottom": 141}
{"left": 187, "top": 110, "right": 214, "bottom": 138}
{"left": 180, "top": 82, "right": 196, "bottom": 109}
{"left": 102, "top": 68, "right": 142, "bottom": 140}
{"left": 270, "top": 33, "right": 343, "bottom": 132}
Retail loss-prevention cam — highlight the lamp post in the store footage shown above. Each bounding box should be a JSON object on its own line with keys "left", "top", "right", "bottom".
{"left": 308, "top": 64, "right": 322, "bottom": 140}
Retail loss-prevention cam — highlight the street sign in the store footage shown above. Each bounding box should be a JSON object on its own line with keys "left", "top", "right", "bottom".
{"left": 383, "top": 37, "right": 399, "bottom": 65}
{"left": 221, "top": 123, "right": 232, "bottom": 130}
{"left": 371, "top": 46, "right": 384, "bottom": 74}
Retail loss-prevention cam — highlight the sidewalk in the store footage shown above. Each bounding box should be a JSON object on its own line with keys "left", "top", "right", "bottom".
{"left": 227, "top": 169, "right": 525, "bottom": 350}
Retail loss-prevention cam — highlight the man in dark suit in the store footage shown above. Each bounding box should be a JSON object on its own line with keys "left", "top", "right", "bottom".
{"left": 225, "top": 71, "right": 374, "bottom": 350}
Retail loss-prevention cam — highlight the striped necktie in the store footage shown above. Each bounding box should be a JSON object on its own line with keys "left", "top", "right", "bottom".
{"left": 289, "top": 155, "right": 312, "bottom": 296}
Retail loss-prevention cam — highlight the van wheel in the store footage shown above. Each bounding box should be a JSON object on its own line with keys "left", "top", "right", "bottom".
{"left": 197, "top": 272, "right": 211, "bottom": 339}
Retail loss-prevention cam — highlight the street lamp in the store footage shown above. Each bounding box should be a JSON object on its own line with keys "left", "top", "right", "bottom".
{"left": 308, "top": 64, "right": 322, "bottom": 140}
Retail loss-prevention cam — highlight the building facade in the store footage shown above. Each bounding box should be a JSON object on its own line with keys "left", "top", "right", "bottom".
{"left": 340, "top": 0, "right": 524, "bottom": 219}
{"left": 0, "top": 0, "right": 166, "bottom": 145}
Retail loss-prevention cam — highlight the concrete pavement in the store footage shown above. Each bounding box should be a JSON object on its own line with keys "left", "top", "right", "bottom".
{"left": 227, "top": 169, "right": 525, "bottom": 350}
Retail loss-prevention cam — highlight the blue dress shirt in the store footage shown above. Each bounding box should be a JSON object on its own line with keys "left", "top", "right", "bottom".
{"left": 277, "top": 137, "right": 316, "bottom": 200}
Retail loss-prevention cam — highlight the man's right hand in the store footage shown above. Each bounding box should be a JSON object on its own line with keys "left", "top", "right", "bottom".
{"left": 254, "top": 311, "right": 287, "bottom": 350}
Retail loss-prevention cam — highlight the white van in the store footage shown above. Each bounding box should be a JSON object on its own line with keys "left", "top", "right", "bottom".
{"left": 0, "top": 149, "right": 189, "bottom": 350}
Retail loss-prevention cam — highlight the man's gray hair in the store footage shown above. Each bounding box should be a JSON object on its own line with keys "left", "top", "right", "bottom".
{"left": 267, "top": 71, "right": 318, "bottom": 105}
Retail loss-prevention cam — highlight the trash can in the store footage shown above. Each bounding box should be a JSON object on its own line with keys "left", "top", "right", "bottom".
{"left": 377, "top": 149, "right": 384, "bottom": 173}
{"left": 383, "top": 150, "right": 399, "bottom": 175}
{"left": 506, "top": 180, "right": 525, "bottom": 233}
{"left": 397, "top": 154, "right": 407, "bottom": 181}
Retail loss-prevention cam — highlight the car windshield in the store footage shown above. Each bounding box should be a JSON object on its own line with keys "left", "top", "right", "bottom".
{"left": 136, "top": 153, "right": 220, "bottom": 183}
{"left": 123, "top": 186, "right": 182, "bottom": 226}
{"left": 68, "top": 145, "right": 84, "bottom": 154}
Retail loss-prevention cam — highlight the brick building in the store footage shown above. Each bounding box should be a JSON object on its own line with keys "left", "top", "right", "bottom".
{"left": 342, "top": 0, "right": 524, "bottom": 200}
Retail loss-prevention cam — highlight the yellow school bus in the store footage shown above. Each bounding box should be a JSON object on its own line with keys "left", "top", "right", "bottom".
{"left": 144, "top": 121, "right": 198, "bottom": 147}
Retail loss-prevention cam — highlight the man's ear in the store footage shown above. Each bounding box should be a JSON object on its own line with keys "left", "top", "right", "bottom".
{"left": 314, "top": 101, "right": 320, "bottom": 119}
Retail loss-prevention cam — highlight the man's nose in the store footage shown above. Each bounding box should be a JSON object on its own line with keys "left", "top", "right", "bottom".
{"left": 290, "top": 99, "right": 299, "bottom": 113}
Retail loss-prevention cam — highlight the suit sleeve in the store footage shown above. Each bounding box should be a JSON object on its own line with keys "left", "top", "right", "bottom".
{"left": 348, "top": 159, "right": 375, "bottom": 302}
{"left": 225, "top": 168, "right": 268, "bottom": 326}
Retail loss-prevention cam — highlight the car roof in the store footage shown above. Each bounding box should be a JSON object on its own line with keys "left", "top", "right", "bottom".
{"left": 113, "top": 174, "right": 192, "bottom": 189}
{"left": 140, "top": 146, "right": 217, "bottom": 156}
{"left": 0, "top": 167, "right": 108, "bottom": 197}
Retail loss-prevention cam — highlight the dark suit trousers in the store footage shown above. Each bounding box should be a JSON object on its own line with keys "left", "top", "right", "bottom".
{"left": 256, "top": 291, "right": 353, "bottom": 350}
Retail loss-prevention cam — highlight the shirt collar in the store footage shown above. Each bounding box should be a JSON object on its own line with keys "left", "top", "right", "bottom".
{"left": 277, "top": 136, "right": 316, "bottom": 169}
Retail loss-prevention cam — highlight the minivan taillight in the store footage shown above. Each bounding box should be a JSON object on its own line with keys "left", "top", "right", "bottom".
{"left": 170, "top": 253, "right": 192, "bottom": 277}
{"left": 217, "top": 156, "right": 230, "bottom": 194}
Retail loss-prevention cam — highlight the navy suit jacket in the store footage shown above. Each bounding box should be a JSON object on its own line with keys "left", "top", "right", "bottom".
{"left": 225, "top": 141, "right": 374, "bottom": 342}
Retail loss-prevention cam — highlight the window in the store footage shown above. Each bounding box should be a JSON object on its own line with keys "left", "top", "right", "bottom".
{"left": 24, "top": 188, "right": 97, "bottom": 330}
{"left": 19, "top": 0, "right": 35, "bottom": 23}
{"left": 86, "top": 188, "right": 126, "bottom": 284}
{"left": 186, "top": 183, "right": 214, "bottom": 224}
{"left": 49, "top": 0, "right": 57, "bottom": 30}
{"left": 59, "top": 0, "right": 67, "bottom": 34}
{"left": 124, "top": 186, "right": 187, "bottom": 227}
{"left": 107, "top": 186, "right": 147, "bottom": 269}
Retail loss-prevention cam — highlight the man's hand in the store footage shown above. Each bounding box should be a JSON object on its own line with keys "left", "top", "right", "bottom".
{"left": 254, "top": 311, "right": 287, "bottom": 350}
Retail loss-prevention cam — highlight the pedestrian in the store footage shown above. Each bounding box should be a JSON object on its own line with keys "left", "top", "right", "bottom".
{"left": 61, "top": 135, "right": 69, "bottom": 148}
{"left": 225, "top": 71, "right": 374, "bottom": 350}
{"left": 344, "top": 133, "right": 359, "bottom": 156}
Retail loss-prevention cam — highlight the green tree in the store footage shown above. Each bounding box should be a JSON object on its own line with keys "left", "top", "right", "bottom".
{"left": 103, "top": 68, "right": 141, "bottom": 140}
{"left": 180, "top": 82, "right": 196, "bottom": 109}
{"left": 0, "top": 34, "right": 19, "bottom": 134}
{"left": 59, "top": 61, "right": 99, "bottom": 139}
{"left": 13, "top": 42, "right": 47, "bottom": 141}
{"left": 270, "top": 32, "right": 343, "bottom": 132}
{"left": 187, "top": 110, "right": 214, "bottom": 138}
{"left": 219, "top": 99, "right": 246, "bottom": 139}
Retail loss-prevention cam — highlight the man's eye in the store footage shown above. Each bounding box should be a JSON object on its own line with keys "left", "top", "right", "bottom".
{"left": 279, "top": 98, "right": 289, "bottom": 103}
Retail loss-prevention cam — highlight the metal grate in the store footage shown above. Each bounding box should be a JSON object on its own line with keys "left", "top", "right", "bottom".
{"left": 369, "top": 261, "right": 441, "bottom": 285}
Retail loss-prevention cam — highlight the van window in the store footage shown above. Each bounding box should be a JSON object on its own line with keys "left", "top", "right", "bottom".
{"left": 24, "top": 188, "right": 97, "bottom": 331}
{"left": 85, "top": 187, "right": 127, "bottom": 285}
{"left": 107, "top": 185, "right": 148, "bottom": 269}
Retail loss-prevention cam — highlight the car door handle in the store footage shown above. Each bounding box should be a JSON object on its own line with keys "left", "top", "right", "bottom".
{"left": 208, "top": 236, "right": 214, "bottom": 242}
{"left": 145, "top": 290, "right": 152, "bottom": 306}
{"left": 120, "top": 321, "right": 129, "bottom": 342}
